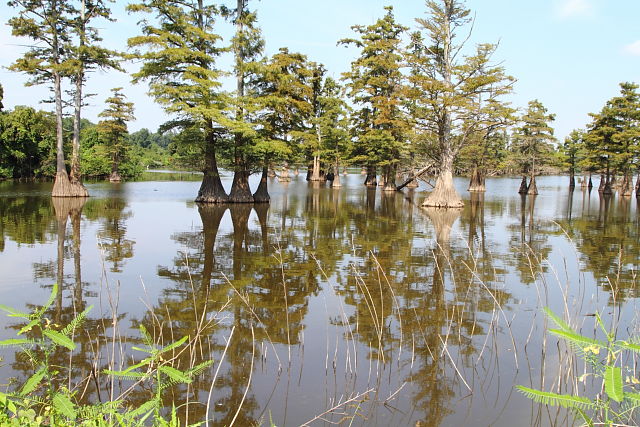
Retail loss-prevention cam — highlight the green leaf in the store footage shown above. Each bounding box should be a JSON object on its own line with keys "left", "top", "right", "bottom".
{"left": 543, "top": 307, "right": 574, "bottom": 333}
{"left": 61, "top": 305, "right": 93, "bottom": 336}
{"left": 0, "top": 304, "right": 30, "bottom": 319}
{"left": 43, "top": 329, "right": 76, "bottom": 351}
{"left": 516, "top": 385, "right": 595, "bottom": 410}
{"left": 159, "top": 365, "right": 192, "bottom": 384}
{"left": 21, "top": 369, "right": 46, "bottom": 396}
{"left": 605, "top": 365, "right": 624, "bottom": 403}
{"left": 575, "top": 407, "right": 594, "bottom": 427}
{"left": 34, "top": 283, "right": 58, "bottom": 319}
{"left": 52, "top": 393, "right": 77, "bottom": 420}
{"left": 159, "top": 335, "right": 188, "bottom": 354}
{"left": 18, "top": 319, "right": 39, "bottom": 335}
{"left": 0, "top": 338, "right": 34, "bottom": 347}
{"left": 548, "top": 329, "right": 605, "bottom": 348}
{"left": 625, "top": 392, "right": 640, "bottom": 402}
{"left": 617, "top": 341, "right": 640, "bottom": 353}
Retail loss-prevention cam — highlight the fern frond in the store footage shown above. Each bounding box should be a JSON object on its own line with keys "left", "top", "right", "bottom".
{"left": 516, "top": 386, "right": 595, "bottom": 410}
{"left": 159, "top": 335, "right": 188, "bottom": 354}
{"left": 61, "top": 305, "right": 93, "bottom": 337}
{"left": 127, "top": 397, "right": 159, "bottom": 418}
{"left": 34, "top": 283, "right": 58, "bottom": 320}
{"left": 549, "top": 329, "right": 605, "bottom": 349}
{"left": 544, "top": 307, "right": 574, "bottom": 333}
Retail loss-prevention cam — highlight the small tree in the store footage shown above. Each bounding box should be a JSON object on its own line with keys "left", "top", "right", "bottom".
{"left": 511, "top": 100, "right": 556, "bottom": 195}
{"left": 97, "top": 88, "right": 135, "bottom": 182}
{"left": 561, "top": 129, "right": 585, "bottom": 189}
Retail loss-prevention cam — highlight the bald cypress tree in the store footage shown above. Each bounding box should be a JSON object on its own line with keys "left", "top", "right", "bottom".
{"left": 128, "top": 0, "right": 228, "bottom": 203}
{"left": 511, "top": 100, "right": 556, "bottom": 195}
{"left": 407, "top": 0, "right": 514, "bottom": 207}
{"left": 68, "top": 0, "right": 120, "bottom": 194}
{"left": 340, "top": 6, "right": 408, "bottom": 191}
{"left": 8, "top": 0, "right": 87, "bottom": 197}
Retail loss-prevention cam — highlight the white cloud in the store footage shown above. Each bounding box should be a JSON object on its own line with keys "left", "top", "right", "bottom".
{"left": 555, "top": 0, "right": 594, "bottom": 19}
{"left": 623, "top": 40, "right": 640, "bottom": 56}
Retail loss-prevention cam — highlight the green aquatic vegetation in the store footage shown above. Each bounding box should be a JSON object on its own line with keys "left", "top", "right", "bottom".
{"left": 517, "top": 307, "right": 640, "bottom": 426}
{"left": 0, "top": 284, "right": 210, "bottom": 426}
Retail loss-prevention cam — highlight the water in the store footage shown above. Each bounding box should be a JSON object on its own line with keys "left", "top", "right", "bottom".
{"left": 0, "top": 174, "right": 638, "bottom": 426}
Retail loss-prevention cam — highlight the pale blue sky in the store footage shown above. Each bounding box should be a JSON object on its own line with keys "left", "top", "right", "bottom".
{"left": 1, "top": 0, "right": 639, "bottom": 142}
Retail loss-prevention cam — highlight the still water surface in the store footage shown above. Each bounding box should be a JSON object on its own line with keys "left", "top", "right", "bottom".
{"left": 0, "top": 173, "right": 639, "bottom": 426}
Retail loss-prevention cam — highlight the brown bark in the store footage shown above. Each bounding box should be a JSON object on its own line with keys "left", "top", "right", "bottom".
{"left": 527, "top": 175, "right": 538, "bottom": 195}
{"left": 331, "top": 159, "right": 341, "bottom": 188}
{"left": 468, "top": 167, "right": 485, "bottom": 192}
{"left": 109, "top": 171, "right": 122, "bottom": 183}
{"left": 253, "top": 166, "right": 270, "bottom": 203}
{"left": 229, "top": 169, "right": 254, "bottom": 203}
{"left": 195, "top": 124, "right": 228, "bottom": 203}
{"left": 580, "top": 175, "right": 588, "bottom": 188}
{"left": 294, "top": 166, "right": 299, "bottom": 176}
{"left": 382, "top": 165, "right": 396, "bottom": 192}
{"left": 518, "top": 176, "right": 528, "bottom": 194}
{"left": 364, "top": 165, "right": 377, "bottom": 187}
{"left": 598, "top": 173, "right": 605, "bottom": 193}
{"left": 422, "top": 153, "right": 463, "bottom": 208}
{"left": 279, "top": 162, "right": 292, "bottom": 182}
{"left": 309, "top": 155, "right": 323, "bottom": 181}
{"left": 621, "top": 172, "right": 632, "bottom": 197}
{"left": 636, "top": 174, "right": 640, "bottom": 195}
{"left": 569, "top": 171, "right": 575, "bottom": 190}
{"left": 588, "top": 174, "right": 593, "bottom": 190}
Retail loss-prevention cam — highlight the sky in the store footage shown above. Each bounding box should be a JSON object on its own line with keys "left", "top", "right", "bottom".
{"left": 1, "top": 0, "right": 639, "bottom": 142}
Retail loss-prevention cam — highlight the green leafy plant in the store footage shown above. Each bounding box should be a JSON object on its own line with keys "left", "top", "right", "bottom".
{"left": 0, "top": 284, "right": 212, "bottom": 426}
{"left": 105, "top": 324, "right": 213, "bottom": 424}
{"left": 0, "top": 283, "right": 91, "bottom": 424}
{"left": 517, "top": 307, "right": 640, "bottom": 426}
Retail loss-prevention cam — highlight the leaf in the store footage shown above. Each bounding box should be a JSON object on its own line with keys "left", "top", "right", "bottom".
{"left": 516, "top": 385, "right": 595, "bottom": 410}
{"left": 625, "top": 392, "right": 640, "bottom": 402}
{"left": 34, "top": 283, "right": 58, "bottom": 319}
{"left": 0, "top": 304, "right": 30, "bottom": 319}
{"left": 605, "top": 365, "right": 624, "bottom": 403}
{"left": 53, "top": 393, "right": 77, "bottom": 420}
{"left": 21, "top": 369, "right": 46, "bottom": 396}
{"left": 159, "top": 335, "right": 188, "bottom": 354}
{"left": 61, "top": 305, "right": 93, "bottom": 336}
{"left": 0, "top": 338, "right": 34, "bottom": 347}
{"left": 544, "top": 307, "right": 574, "bottom": 333}
{"left": 548, "top": 329, "right": 605, "bottom": 349}
{"left": 159, "top": 365, "right": 192, "bottom": 384}
{"left": 127, "top": 398, "right": 159, "bottom": 418}
{"left": 617, "top": 341, "right": 640, "bottom": 353}
{"left": 575, "top": 407, "right": 594, "bottom": 427}
{"left": 18, "top": 319, "right": 39, "bottom": 335}
{"left": 43, "top": 329, "right": 76, "bottom": 351}
{"left": 102, "top": 370, "right": 146, "bottom": 381}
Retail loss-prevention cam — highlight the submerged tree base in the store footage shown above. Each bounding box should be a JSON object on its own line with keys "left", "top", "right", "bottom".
{"left": 422, "top": 171, "right": 463, "bottom": 208}
{"left": 228, "top": 171, "right": 255, "bottom": 203}
{"left": 195, "top": 174, "right": 229, "bottom": 203}
{"left": 109, "top": 172, "right": 122, "bottom": 183}
{"left": 52, "top": 171, "right": 89, "bottom": 197}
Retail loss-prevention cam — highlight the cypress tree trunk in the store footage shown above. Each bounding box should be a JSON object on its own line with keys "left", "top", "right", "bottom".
{"left": 422, "top": 150, "right": 463, "bottom": 208}
{"left": 364, "top": 165, "right": 377, "bottom": 187}
{"left": 621, "top": 171, "right": 632, "bottom": 196}
{"left": 310, "top": 155, "right": 322, "bottom": 181}
{"left": 196, "top": 124, "right": 228, "bottom": 203}
{"left": 588, "top": 173, "right": 593, "bottom": 190}
{"left": 527, "top": 174, "right": 538, "bottom": 195}
{"left": 331, "top": 159, "right": 342, "bottom": 188}
{"left": 468, "top": 167, "right": 485, "bottom": 192}
{"left": 109, "top": 151, "right": 122, "bottom": 182}
{"left": 253, "top": 165, "right": 270, "bottom": 203}
{"left": 603, "top": 167, "right": 613, "bottom": 195}
{"left": 598, "top": 173, "right": 605, "bottom": 193}
{"left": 581, "top": 174, "right": 588, "bottom": 188}
{"left": 569, "top": 170, "right": 575, "bottom": 190}
{"left": 518, "top": 176, "right": 528, "bottom": 194}
{"left": 229, "top": 169, "right": 254, "bottom": 202}
{"left": 279, "top": 162, "right": 291, "bottom": 182}
{"left": 636, "top": 173, "right": 640, "bottom": 195}
{"left": 383, "top": 164, "right": 396, "bottom": 192}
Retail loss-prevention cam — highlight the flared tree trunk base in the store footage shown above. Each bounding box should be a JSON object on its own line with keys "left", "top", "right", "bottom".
{"left": 253, "top": 169, "right": 270, "bottom": 203}
{"left": 229, "top": 171, "right": 255, "bottom": 203}
{"left": 518, "top": 176, "right": 528, "bottom": 194}
{"left": 332, "top": 173, "right": 342, "bottom": 188}
{"left": 527, "top": 176, "right": 538, "bottom": 195}
{"left": 279, "top": 166, "right": 291, "bottom": 182}
{"left": 405, "top": 177, "right": 419, "bottom": 188}
{"left": 195, "top": 173, "right": 229, "bottom": 204}
{"left": 468, "top": 169, "right": 486, "bottom": 192}
{"left": 109, "top": 171, "right": 122, "bottom": 183}
{"left": 364, "top": 173, "right": 377, "bottom": 187}
{"left": 422, "top": 171, "right": 464, "bottom": 208}
{"left": 52, "top": 171, "right": 89, "bottom": 198}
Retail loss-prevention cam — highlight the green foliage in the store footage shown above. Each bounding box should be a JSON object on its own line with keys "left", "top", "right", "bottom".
{"left": 340, "top": 6, "right": 408, "bottom": 180}
{"left": 517, "top": 308, "right": 640, "bottom": 426}
{"left": 97, "top": 88, "right": 136, "bottom": 178}
{"left": 0, "top": 106, "right": 57, "bottom": 179}
{"left": 510, "top": 100, "right": 556, "bottom": 176}
{"left": 0, "top": 285, "right": 212, "bottom": 426}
